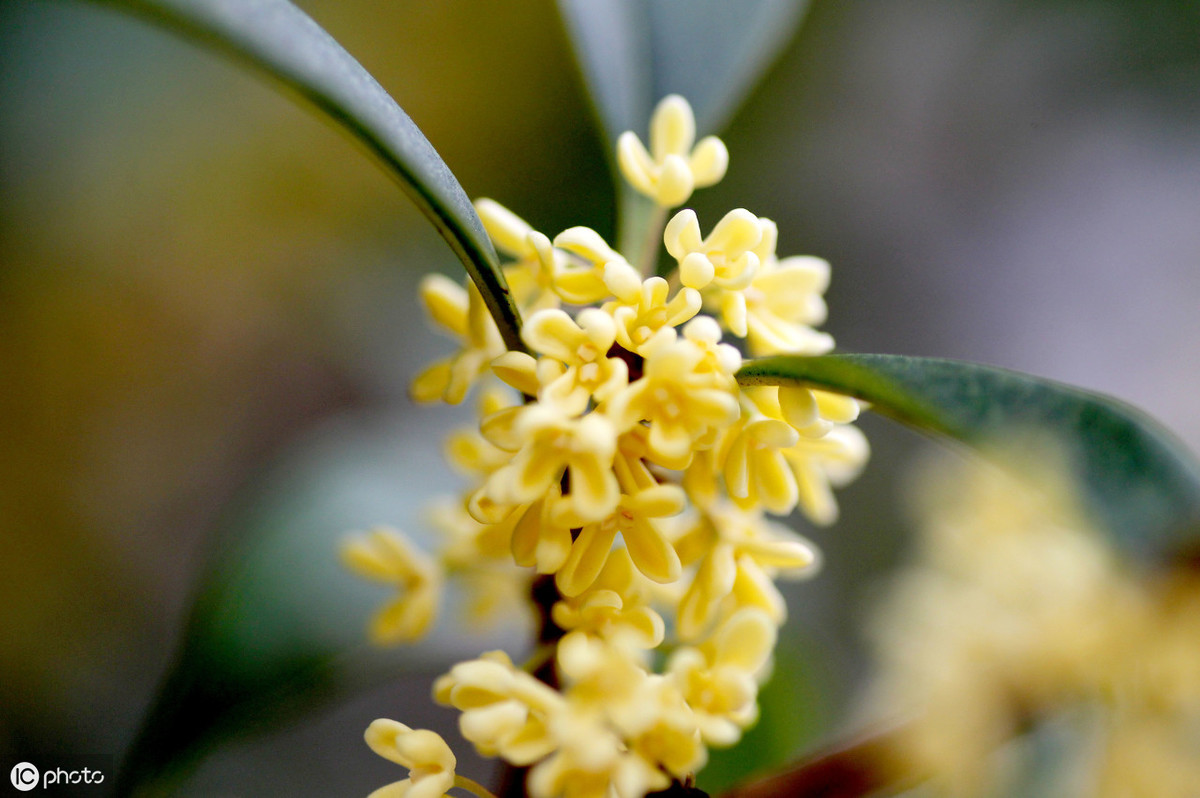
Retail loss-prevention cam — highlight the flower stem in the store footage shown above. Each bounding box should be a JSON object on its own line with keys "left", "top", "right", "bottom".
{"left": 638, "top": 204, "right": 669, "bottom": 278}
{"left": 455, "top": 773, "right": 500, "bottom": 798}
{"left": 497, "top": 575, "right": 567, "bottom": 798}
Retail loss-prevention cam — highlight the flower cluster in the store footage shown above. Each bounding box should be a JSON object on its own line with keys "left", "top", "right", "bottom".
{"left": 347, "top": 95, "right": 869, "bottom": 798}
{"left": 867, "top": 447, "right": 1200, "bottom": 797}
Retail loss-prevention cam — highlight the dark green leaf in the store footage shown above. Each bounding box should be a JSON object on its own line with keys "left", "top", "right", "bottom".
{"left": 86, "top": 0, "right": 525, "bottom": 352}
{"left": 737, "top": 354, "right": 1200, "bottom": 555}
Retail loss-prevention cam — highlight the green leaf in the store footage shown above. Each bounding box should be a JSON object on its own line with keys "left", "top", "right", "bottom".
{"left": 557, "top": 0, "right": 809, "bottom": 143}
{"left": 737, "top": 354, "right": 1200, "bottom": 555}
{"left": 86, "top": 0, "right": 525, "bottom": 352}
{"left": 556, "top": 0, "right": 810, "bottom": 254}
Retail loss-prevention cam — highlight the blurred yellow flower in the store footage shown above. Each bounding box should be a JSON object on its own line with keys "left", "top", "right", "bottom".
{"left": 868, "top": 448, "right": 1200, "bottom": 796}
{"left": 364, "top": 720, "right": 456, "bottom": 798}
{"left": 341, "top": 527, "right": 442, "bottom": 645}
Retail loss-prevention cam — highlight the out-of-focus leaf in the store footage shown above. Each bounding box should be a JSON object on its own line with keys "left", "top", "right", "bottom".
{"left": 85, "top": 0, "right": 525, "bottom": 352}
{"left": 115, "top": 410, "right": 523, "bottom": 796}
{"left": 557, "top": 0, "right": 809, "bottom": 142}
{"left": 697, "top": 626, "right": 834, "bottom": 795}
{"left": 556, "top": 0, "right": 809, "bottom": 254}
{"left": 737, "top": 354, "right": 1200, "bottom": 555}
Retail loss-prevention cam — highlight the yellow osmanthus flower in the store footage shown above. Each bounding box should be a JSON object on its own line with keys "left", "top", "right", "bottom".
{"left": 364, "top": 720, "right": 457, "bottom": 798}
{"left": 665, "top": 208, "right": 763, "bottom": 294}
{"left": 342, "top": 527, "right": 442, "bottom": 645}
{"left": 668, "top": 608, "right": 777, "bottom": 745}
{"left": 482, "top": 404, "right": 619, "bottom": 524}
{"left": 678, "top": 316, "right": 743, "bottom": 387}
{"left": 673, "top": 502, "right": 818, "bottom": 640}
{"left": 500, "top": 493, "right": 574, "bottom": 576}
{"left": 475, "top": 198, "right": 562, "bottom": 314}
{"left": 605, "top": 277, "right": 702, "bottom": 356}
{"left": 504, "top": 307, "right": 629, "bottom": 415}
{"left": 776, "top": 385, "right": 860, "bottom": 438}
{"left": 780, "top": 424, "right": 870, "bottom": 525}
{"left": 428, "top": 499, "right": 530, "bottom": 630}
{"left": 717, "top": 388, "right": 869, "bottom": 524}
{"left": 617, "top": 674, "right": 707, "bottom": 786}
{"left": 410, "top": 275, "right": 505, "bottom": 405}
{"left": 552, "top": 546, "right": 669, "bottom": 648}
{"left": 607, "top": 333, "right": 739, "bottom": 467}
{"left": 526, "top": 713, "right": 663, "bottom": 798}
{"left": 740, "top": 220, "right": 835, "bottom": 356}
{"left": 551, "top": 587, "right": 665, "bottom": 650}
{"left": 352, "top": 93, "right": 870, "bottom": 798}
{"left": 618, "top": 94, "right": 729, "bottom": 208}
{"left": 541, "top": 635, "right": 705, "bottom": 796}
{"left": 721, "top": 415, "right": 803, "bottom": 516}
{"left": 435, "top": 650, "right": 564, "bottom": 765}
{"left": 458, "top": 438, "right": 577, "bottom": 577}
{"left": 552, "top": 226, "right": 643, "bottom": 305}
{"left": 554, "top": 481, "right": 686, "bottom": 596}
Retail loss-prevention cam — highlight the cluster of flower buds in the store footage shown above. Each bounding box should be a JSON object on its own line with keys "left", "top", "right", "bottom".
{"left": 869, "top": 449, "right": 1200, "bottom": 796}
{"left": 345, "top": 95, "right": 869, "bottom": 798}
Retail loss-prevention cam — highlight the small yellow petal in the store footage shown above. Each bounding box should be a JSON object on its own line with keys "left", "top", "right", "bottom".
{"left": 409, "top": 360, "right": 452, "bottom": 403}
{"left": 656, "top": 154, "right": 695, "bottom": 207}
{"left": 419, "top": 274, "right": 468, "bottom": 337}
{"left": 707, "top": 208, "right": 762, "bottom": 254}
{"left": 713, "top": 609, "right": 777, "bottom": 673}
{"left": 650, "top": 94, "right": 696, "bottom": 159}
{"left": 475, "top": 198, "right": 533, "bottom": 257}
{"left": 524, "top": 308, "right": 582, "bottom": 361}
{"left": 557, "top": 522, "right": 619, "bottom": 597}
{"left": 779, "top": 386, "right": 819, "bottom": 430}
{"left": 624, "top": 516, "right": 682, "bottom": 584}
{"left": 814, "top": 390, "right": 860, "bottom": 423}
{"left": 617, "top": 131, "right": 656, "bottom": 196}
{"left": 680, "top": 252, "right": 716, "bottom": 290}
{"left": 365, "top": 719, "right": 415, "bottom": 767}
{"left": 664, "top": 209, "right": 702, "bottom": 260}
{"left": 690, "top": 136, "right": 729, "bottom": 187}
{"left": 492, "top": 351, "right": 540, "bottom": 396}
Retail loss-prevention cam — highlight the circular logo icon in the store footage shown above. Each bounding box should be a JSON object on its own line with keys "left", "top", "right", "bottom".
{"left": 10, "top": 762, "right": 38, "bottom": 791}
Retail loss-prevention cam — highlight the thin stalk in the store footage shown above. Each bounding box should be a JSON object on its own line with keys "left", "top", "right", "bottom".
{"left": 497, "top": 574, "right": 567, "bottom": 798}
{"left": 455, "top": 773, "right": 499, "bottom": 798}
{"left": 637, "top": 204, "right": 669, "bottom": 278}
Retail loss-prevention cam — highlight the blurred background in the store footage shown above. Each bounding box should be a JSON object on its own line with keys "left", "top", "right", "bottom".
{"left": 1, "top": 0, "right": 1198, "bottom": 794}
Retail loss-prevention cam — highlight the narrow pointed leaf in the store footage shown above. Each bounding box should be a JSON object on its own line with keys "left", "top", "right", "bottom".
{"left": 738, "top": 354, "right": 1200, "bottom": 555}
{"left": 557, "top": 0, "right": 809, "bottom": 142}
{"left": 87, "top": 0, "right": 525, "bottom": 352}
